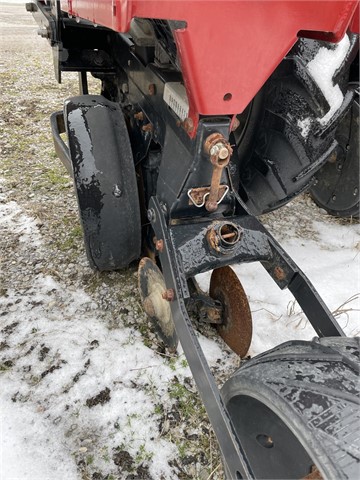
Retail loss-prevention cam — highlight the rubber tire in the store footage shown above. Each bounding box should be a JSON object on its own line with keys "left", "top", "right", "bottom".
{"left": 234, "top": 34, "right": 359, "bottom": 216}
{"left": 310, "top": 86, "right": 359, "bottom": 218}
{"left": 221, "top": 337, "right": 360, "bottom": 480}
{"left": 65, "top": 95, "right": 141, "bottom": 271}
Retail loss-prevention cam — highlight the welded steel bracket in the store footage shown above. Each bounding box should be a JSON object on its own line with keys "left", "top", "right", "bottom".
{"left": 147, "top": 194, "right": 344, "bottom": 477}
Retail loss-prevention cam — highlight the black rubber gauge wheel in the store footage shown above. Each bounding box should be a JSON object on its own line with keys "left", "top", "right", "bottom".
{"left": 221, "top": 337, "right": 360, "bottom": 479}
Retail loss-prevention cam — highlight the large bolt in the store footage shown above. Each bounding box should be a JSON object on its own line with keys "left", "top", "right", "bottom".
{"left": 210, "top": 143, "right": 229, "bottom": 160}
{"left": 147, "top": 209, "right": 155, "bottom": 222}
{"left": 155, "top": 239, "right": 164, "bottom": 252}
{"left": 142, "top": 123, "right": 153, "bottom": 133}
{"left": 183, "top": 117, "right": 194, "bottom": 133}
{"left": 162, "top": 289, "right": 174, "bottom": 302}
{"left": 274, "top": 266, "right": 286, "bottom": 281}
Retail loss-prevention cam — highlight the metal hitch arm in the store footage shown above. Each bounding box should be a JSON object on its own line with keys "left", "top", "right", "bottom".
{"left": 147, "top": 194, "right": 344, "bottom": 477}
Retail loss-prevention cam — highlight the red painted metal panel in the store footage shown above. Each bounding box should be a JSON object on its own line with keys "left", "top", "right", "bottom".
{"left": 61, "top": 1, "right": 359, "bottom": 117}
{"left": 350, "top": 3, "right": 359, "bottom": 32}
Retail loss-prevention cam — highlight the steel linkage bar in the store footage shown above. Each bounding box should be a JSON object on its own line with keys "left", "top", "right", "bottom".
{"left": 239, "top": 215, "right": 345, "bottom": 337}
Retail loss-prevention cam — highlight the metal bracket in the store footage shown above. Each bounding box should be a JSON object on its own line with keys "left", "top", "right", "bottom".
{"left": 147, "top": 193, "right": 343, "bottom": 477}
{"left": 187, "top": 185, "right": 229, "bottom": 208}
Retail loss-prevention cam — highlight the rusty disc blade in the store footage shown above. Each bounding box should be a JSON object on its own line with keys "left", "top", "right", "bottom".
{"left": 138, "top": 257, "right": 178, "bottom": 352}
{"left": 209, "top": 266, "right": 252, "bottom": 357}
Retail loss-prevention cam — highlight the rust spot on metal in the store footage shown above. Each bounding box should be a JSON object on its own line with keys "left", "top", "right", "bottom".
{"left": 142, "top": 123, "right": 153, "bottom": 132}
{"left": 274, "top": 266, "right": 286, "bottom": 281}
{"left": 203, "top": 133, "right": 233, "bottom": 212}
{"left": 302, "top": 466, "right": 323, "bottom": 479}
{"left": 148, "top": 83, "right": 156, "bottom": 96}
{"left": 162, "top": 289, "right": 175, "bottom": 302}
{"left": 207, "top": 227, "right": 220, "bottom": 252}
{"left": 182, "top": 117, "right": 194, "bottom": 133}
{"left": 230, "top": 116, "right": 240, "bottom": 132}
{"left": 209, "top": 266, "right": 252, "bottom": 357}
{"left": 134, "top": 111, "right": 144, "bottom": 121}
{"left": 207, "top": 222, "right": 242, "bottom": 252}
{"left": 155, "top": 239, "right": 164, "bottom": 252}
{"left": 204, "top": 133, "right": 233, "bottom": 164}
{"left": 328, "top": 151, "right": 337, "bottom": 163}
{"left": 188, "top": 185, "right": 228, "bottom": 207}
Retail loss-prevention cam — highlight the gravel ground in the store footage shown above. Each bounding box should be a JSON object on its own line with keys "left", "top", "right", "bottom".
{"left": 1, "top": 4, "right": 359, "bottom": 480}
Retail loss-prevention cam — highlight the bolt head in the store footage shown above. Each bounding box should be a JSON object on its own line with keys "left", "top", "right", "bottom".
{"left": 210, "top": 145, "right": 219, "bottom": 156}
{"left": 210, "top": 143, "right": 229, "bottom": 160}
{"left": 218, "top": 146, "right": 229, "bottom": 160}
{"left": 155, "top": 239, "right": 164, "bottom": 252}
{"left": 147, "top": 209, "right": 155, "bottom": 222}
{"left": 162, "top": 289, "right": 174, "bottom": 301}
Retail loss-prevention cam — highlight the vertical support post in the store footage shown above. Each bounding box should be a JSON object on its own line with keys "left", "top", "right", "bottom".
{"left": 78, "top": 71, "right": 88, "bottom": 95}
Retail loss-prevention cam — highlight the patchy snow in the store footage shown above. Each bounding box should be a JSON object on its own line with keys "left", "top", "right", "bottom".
{"left": 297, "top": 117, "right": 312, "bottom": 138}
{"left": 1, "top": 194, "right": 359, "bottom": 479}
{"left": 307, "top": 34, "right": 350, "bottom": 125}
{"left": 197, "top": 215, "right": 360, "bottom": 356}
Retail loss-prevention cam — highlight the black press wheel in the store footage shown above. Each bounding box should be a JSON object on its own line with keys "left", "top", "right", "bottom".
{"left": 221, "top": 337, "right": 360, "bottom": 479}
{"left": 310, "top": 86, "right": 359, "bottom": 218}
{"left": 65, "top": 95, "right": 142, "bottom": 270}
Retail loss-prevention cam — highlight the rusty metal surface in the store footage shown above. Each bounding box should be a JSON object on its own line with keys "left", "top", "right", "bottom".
{"left": 209, "top": 266, "right": 252, "bottom": 357}
{"left": 170, "top": 217, "right": 272, "bottom": 278}
{"left": 203, "top": 133, "right": 233, "bottom": 212}
{"left": 186, "top": 278, "right": 223, "bottom": 324}
{"left": 187, "top": 185, "right": 228, "bottom": 207}
{"left": 302, "top": 466, "right": 323, "bottom": 479}
{"left": 207, "top": 222, "right": 242, "bottom": 253}
{"left": 138, "top": 257, "right": 178, "bottom": 351}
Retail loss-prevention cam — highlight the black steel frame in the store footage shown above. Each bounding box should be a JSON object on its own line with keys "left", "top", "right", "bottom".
{"left": 148, "top": 190, "right": 343, "bottom": 477}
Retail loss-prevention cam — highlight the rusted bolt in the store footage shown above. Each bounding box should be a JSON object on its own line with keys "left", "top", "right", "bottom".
{"left": 207, "top": 222, "right": 241, "bottom": 252}
{"left": 162, "top": 289, "right": 174, "bottom": 301}
{"left": 328, "top": 151, "right": 337, "bottom": 163}
{"left": 148, "top": 83, "right": 156, "bottom": 96}
{"left": 142, "top": 123, "right": 153, "bottom": 132}
{"left": 204, "top": 133, "right": 233, "bottom": 165}
{"left": 134, "top": 111, "right": 144, "bottom": 121}
{"left": 155, "top": 239, "right": 164, "bottom": 252}
{"left": 210, "top": 143, "right": 230, "bottom": 160}
{"left": 274, "top": 266, "right": 286, "bottom": 281}
{"left": 183, "top": 117, "right": 194, "bottom": 133}
{"left": 231, "top": 117, "right": 240, "bottom": 132}
{"left": 204, "top": 133, "right": 233, "bottom": 212}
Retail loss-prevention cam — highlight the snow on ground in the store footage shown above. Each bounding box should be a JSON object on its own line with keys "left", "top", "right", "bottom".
{"left": 0, "top": 199, "right": 189, "bottom": 480}
{"left": 1, "top": 190, "right": 359, "bottom": 480}
{"left": 197, "top": 211, "right": 360, "bottom": 356}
